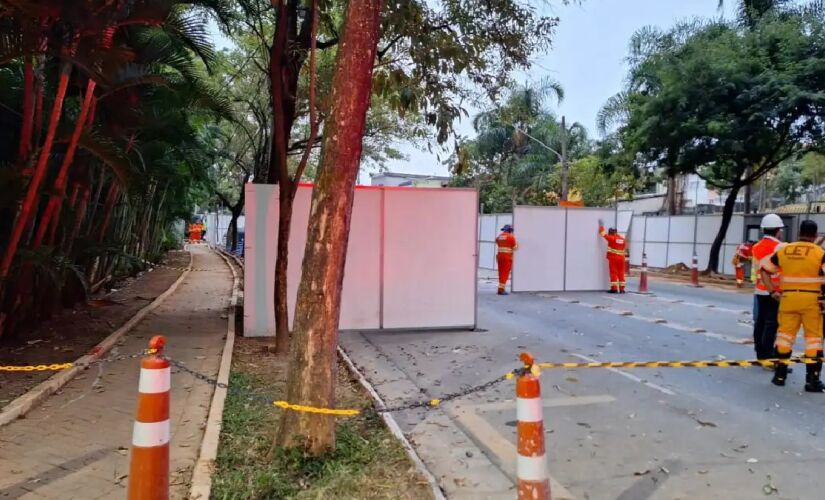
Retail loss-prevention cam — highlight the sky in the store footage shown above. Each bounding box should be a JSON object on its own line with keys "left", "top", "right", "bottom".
{"left": 209, "top": 1, "right": 738, "bottom": 183}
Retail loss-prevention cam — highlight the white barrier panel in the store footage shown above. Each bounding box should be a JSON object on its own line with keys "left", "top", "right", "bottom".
{"left": 512, "top": 207, "right": 630, "bottom": 292}
{"left": 480, "top": 215, "right": 497, "bottom": 242}
{"left": 479, "top": 242, "right": 496, "bottom": 270}
{"left": 668, "top": 216, "right": 694, "bottom": 244}
{"left": 244, "top": 184, "right": 477, "bottom": 336}
{"left": 646, "top": 217, "right": 669, "bottom": 242}
{"left": 478, "top": 214, "right": 513, "bottom": 270}
{"left": 512, "top": 207, "right": 565, "bottom": 292}
{"left": 383, "top": 189, "right": 477, "bottom": 329}
{"left": 565, "top": 209, "right": 614, "bottom": 291}
{"left": 617, "top": 211, "right": 633, "bottom": 234}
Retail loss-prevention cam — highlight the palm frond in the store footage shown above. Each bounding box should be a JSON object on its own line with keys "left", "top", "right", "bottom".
{"left": 77, "top": 129, "right": 132, "bottom": 186}
{"left": 163, "top": 7, "right": 217, "bottom": 71}
{"left": 596, "top": 92, "right": 629, "bottom": 136}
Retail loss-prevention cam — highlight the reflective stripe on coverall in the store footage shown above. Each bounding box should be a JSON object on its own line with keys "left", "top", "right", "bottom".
{"left": 763, "top": 242, "right": 825, "bottom": 357}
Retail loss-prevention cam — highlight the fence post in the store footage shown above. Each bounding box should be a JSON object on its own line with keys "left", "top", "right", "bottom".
{"left": 128, "top": 335, "right": 170, "bottom": 500}
{"left": 517, "top": 352, "right": 549, "bottom": 500}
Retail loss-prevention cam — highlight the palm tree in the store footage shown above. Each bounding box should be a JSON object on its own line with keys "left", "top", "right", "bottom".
{"left": 0, "top": 0, "right": 231, "bottom": 336}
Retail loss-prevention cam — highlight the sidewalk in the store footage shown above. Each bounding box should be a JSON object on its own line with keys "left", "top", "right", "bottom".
{"left": 0, "top": 245, "right": 232, "bottom": 499}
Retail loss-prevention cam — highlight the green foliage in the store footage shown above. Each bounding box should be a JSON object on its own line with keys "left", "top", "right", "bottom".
{"left": 451, "top": 80, "right": 640, "bottom": 211}
{"left": 212, "top": 371, "right": 424, "bottom": 500}
{"left": 0, "top": 0, "right": 231, "bottom": 334}
{"left": 620, "top": 12, "right": 825, "bottom": 191}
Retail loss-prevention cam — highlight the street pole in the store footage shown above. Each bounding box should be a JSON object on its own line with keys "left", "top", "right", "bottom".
{"left": 561, "top": 116, "right": 569, "bottom": 202}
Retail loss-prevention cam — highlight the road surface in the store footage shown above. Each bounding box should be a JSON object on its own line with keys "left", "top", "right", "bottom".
{"left": 343, "top": 277, "right": 825, "bottom": 500}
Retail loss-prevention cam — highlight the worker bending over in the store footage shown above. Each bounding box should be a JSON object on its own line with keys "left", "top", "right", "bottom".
{"left": 761, "top": 220, "right": 825, "bottom": 392}
{"left": 599, "top": 220, "right": 627, "bottom": 293}
{"left": 751, "top": 214, "right": 784, "bottom": 361}
{"left": 732, "top": 241, "right": 752, "bottom": 288}
{"left": 495, "top": 224, "right": 518, "bottom": 295}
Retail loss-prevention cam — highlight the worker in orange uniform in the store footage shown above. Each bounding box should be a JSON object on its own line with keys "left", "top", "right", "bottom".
{"left": 599, "top": 220, "right": 627, "bottom": 293}
{"left": 732, "top": 241, "right": 753, "bottom": 287}
{"left": 761, "top": 220, "right": 825, "bottom": 391}
{"left": 751, "top": 214, "right": 785, "bottom": 362}
{"left": 495, "top": 224, "right": 518, "bottom": 295}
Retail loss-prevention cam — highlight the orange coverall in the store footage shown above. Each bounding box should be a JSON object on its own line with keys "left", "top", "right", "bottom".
{"left": 732, "top": 243, "right": 752, "bottom": 286}
{"left": 496, "top": 231, "right": 518, "bottom": 293}
{"left": 600, "top": 226, "right": 627, "bottom": 292}
{"left": 188, "top": 223, "right": 203, "bottom": 241}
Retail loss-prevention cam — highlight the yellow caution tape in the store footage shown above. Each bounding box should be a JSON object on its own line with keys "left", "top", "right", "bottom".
{"left": 536, "top": 358, "right": 825, "bottom": 370}
{"left": 273, "top": 400, "right": 361, "bottom": 416}
{"left": 0, "top": 363, "right": 74, "bottom": 372}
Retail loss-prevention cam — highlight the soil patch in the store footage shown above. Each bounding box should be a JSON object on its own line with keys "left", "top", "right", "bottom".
{"left": 0, "top": 250, "right": 188, "bottom": 408}
{"left": 212, "top": 337, "right": 435, "bottom": 500}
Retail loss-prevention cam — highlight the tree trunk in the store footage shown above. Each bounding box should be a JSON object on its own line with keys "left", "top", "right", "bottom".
{"left": 0, "top": 61, "right": 73, "bottom": 282}
{"left": 17, "top": 58, "right": 35, "bottom": 165}
{"left": 85, "top": 168, "right": 106, "bottom": 236}
{"left": 34, "top": 78, "right": 96, "bottom": 248}
{"left": 744, "top": 166, "right": 752, "bottom": 214}
{"left": 66, "top": 185, "right": 90, "bottom": 256}
{"left": 274, "top": 186, "right": 295, "bottom": 352}
{"left": 706, "top": 184, "right": 741, "bottom": 274}
{"left": 667, "top": 175, "right": 677, "bottom": 215}
{"left": 276, "top": 0, "right": 383, "bottom": 454}
{"left": 560, "top": 116, "right": 569, "bottom": 201}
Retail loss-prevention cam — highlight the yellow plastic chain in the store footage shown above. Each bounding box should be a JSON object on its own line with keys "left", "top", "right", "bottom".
{"left": 0, "top": 363, "right": 74, "bottom": 372}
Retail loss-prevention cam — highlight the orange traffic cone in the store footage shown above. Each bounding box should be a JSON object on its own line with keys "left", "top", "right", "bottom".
{"left": 516, "top": 352, "right": 549, "bottom": 500}
{"left": 691, "top": 254, "right": 700, "bottom": 287}
{"left": 128, "top": 336, "right": 170, "bottom": 500}
{"left": 638, "top": 253, "right": 649, "bottom": 294}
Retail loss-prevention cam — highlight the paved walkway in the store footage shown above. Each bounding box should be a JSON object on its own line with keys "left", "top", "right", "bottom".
{"left": 0, "top": 245, "right": 232, "bottom": 499}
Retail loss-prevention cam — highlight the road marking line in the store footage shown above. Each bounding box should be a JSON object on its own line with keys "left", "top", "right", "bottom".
{"left": 475, "top": 395, "right": 616, "bottom": 412}
{"left": 607, "top": 296, "right": 635, "bottom": 305}
{"left": 649, "top": 295, "right": 749, "bottom": 315}
{"left": 571, "top": 353, "right": 676, "bottom": 396}
{"left": 544, "top": 295, "right": 748, "bottom": 345}
{"left": 451, "top": 409, "right": 576, "bottom": 500}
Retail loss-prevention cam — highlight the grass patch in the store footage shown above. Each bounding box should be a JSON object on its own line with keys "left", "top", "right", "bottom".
{"left": 211, "top": 338, "right": 434, "bottom": 500}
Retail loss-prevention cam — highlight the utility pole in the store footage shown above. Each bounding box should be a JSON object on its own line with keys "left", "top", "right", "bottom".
{"left": 744, "top": 166, "right": 753, "bottom": 214}
{"left": 560, "top": 116, "right": 569, "bottom": 202}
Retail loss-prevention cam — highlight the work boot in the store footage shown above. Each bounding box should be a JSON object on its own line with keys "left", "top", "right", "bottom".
{"left": 607, "top": 289, "right": 617, "bottom": 294}
{"left": 619, "top": 288, "right": 626, "bottom": 294}
{"left": 772, "top": 353, "right": 791, "bottom": 386}
{"left": 805, "top": 353, "right": 825, "bottom": 393}
{"left": 497, "top": 289, "right": 508, "bottom": 296}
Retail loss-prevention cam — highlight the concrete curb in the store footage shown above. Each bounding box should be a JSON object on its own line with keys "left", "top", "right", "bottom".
{"left": 189, "top": 247, "right": 240, "bottom": 499}
{"left": 338, "top": 346, "right": 447, "bottom": 500}
{"left": 0, "top": 250, "right": 193, "bottom": 429}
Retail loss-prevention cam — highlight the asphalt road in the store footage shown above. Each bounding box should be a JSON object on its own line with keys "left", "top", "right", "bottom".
{"left": 354, "top": 277, "right": 825, "bottom": 500}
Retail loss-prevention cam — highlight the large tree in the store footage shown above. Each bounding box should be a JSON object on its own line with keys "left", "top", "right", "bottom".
{"left": 617, "top": 8, "right": 825, "bottom": 273}
{"left": 230, "top": 0, "right": 565, "bottom": 352}
{"left": 276, "top": 0, "right": 383, "bottom": 454}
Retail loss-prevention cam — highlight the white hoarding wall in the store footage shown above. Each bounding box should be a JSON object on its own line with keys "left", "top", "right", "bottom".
{"left": 478, "top": 214, "right": 512, "bottom": 270}
{"left": 511, "top": 206, "right": 632, "bottom": 292}
{"left": 628, "top": 214, "right": 746, "bottom": 275}
{"left": 244, "top": 184, "right": 478, "bottom": 337}
{"left": 203, "top": 212, "right": 245, "bottom": 249}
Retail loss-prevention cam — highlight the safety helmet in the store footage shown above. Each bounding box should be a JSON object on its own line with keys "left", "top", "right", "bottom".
{"left": 501, "top": 224, "right": 513, "bottom": 232}
{"left": 760, "top": 213, "right": 784, "bottom": 230}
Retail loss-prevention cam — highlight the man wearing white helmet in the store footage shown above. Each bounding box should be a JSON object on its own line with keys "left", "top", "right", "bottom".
{"left": 751, "top": 213, "right": 785, "bottom": 363}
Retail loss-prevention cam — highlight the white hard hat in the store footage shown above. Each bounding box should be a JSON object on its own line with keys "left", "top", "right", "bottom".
{"left": 760, "top": 213, "right": 784, "bottom": 229}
